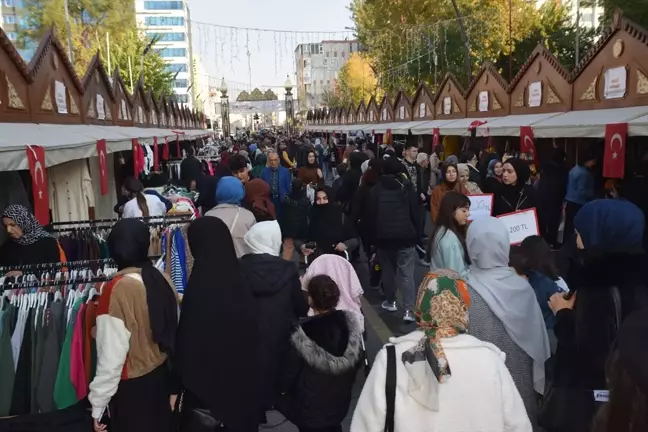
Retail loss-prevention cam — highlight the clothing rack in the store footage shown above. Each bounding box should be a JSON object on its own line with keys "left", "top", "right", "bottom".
{"left": 49, "top": 214, "right": 192, "bottom": 227}
{"left": 1, "top": 276, "right": 113, "bottom": 291}
{"left": 0, "top": 258, "right": 114, "bottom": 273}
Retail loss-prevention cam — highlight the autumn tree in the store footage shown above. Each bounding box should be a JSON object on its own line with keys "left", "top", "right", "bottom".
{"left": 320, "top": 87, "right": 344, "bottom": 108}
{"left": 20, "top": 0, "right": 173, "bottom": 98}
{"left": 337, "top": 53, "right": 382, "bottom": 107}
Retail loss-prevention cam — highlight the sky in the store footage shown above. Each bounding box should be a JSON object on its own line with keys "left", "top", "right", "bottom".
{"left": 185, "top": 0, "right": 355, "bottom": 94}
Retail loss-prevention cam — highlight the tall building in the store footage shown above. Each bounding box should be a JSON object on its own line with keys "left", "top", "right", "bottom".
{"left": 294, "top": 39, "right": 361, "bottom": 110}
{"left": 0, "top": 0, "right": 37, "bottom": 60}
{"left": 135, "top": 0, "right": 195, "bottom": 108}
{"left": 536, "top": 0, "right": 603, "bottom": 30}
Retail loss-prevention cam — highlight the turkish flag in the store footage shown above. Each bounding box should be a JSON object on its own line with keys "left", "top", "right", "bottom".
{"left": 96, "top": 139, "right": 108, "bottom": 195}
{"left": 520, "top": 126, "right": 537, "bottom": 161}
{"left": 432, "top": 128, "right": 441, "bottom": 149}
{"left": 153, "top": 137, "right": 159, "bottom": 171}
{"left": 176, "top": 135, "right": 181, "bottom": 158}
{"left": 26, "top": 145, "right": 49, "bottom": 225}
{"left": 132, "top": 138, "right": 139, "bottom": 176}
{"left": 163, "top": 137, "right": 169, "bottom": 160}
{"left": 603, "top": 123, "right": 627, "bottom": 179}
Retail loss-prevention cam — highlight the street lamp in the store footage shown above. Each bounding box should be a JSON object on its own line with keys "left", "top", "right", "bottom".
{"left": 284, "top": 75, "right": 294, "bottom": 136}
{"left": 220, "top": 77, "right": 230, "bottom": 138}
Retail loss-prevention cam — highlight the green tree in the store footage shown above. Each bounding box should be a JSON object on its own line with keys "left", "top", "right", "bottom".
{"left": 585, "top": 0, "right": 648, "bottom": 29}
{"left": 20, "top": 0, "right": 173, "bottom": 98}
{"left": 337, "top": 53, "right": 382, "bottom": 107}
{"left": 320, "top": 87, "right": 344, "bottom": 108}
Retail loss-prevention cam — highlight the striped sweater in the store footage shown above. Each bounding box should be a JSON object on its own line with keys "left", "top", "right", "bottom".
{"left": 88, "top": 268, "right": 178, "bottom": 420}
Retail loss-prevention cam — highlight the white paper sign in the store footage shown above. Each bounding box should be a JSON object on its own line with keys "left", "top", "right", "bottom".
{"left": 497, "top": 208, "right": 539, "bottom": 244}
{"left": 528, "top": 82, "right": 542, "bottom": 107}
{"left": 419, "top": 103, "right": 426, "bottom": 118}
{"left": 96, "top": 95, "right": 105, "bottom": 120}
{"left": 399, "top": 105, "right": 405, "bottom": 120}
{"left": 54, "top": 81, "right": 67, "bottom": 114}
{"left": 604, "top": 66, "right": 627, "bottom": 99}
{"left": 443, "top": 96, "right": 451, "bottom": 115}
{"left": 382, "top": 108, "right": 387, "bottom": 120}
{"left": 121, "top": 100, "right": 127, "bottom": 119}
{"left": 478, "top": 91, "right": 489, "bottom": 112}
{"left": 138, "top": 106, "right": 144, "bottom": 123}
{"left": 468, "top": 194, "right": 493, "bottom": 220}
{"left": 370, "top": 111, "right": 374, "bottom": 122}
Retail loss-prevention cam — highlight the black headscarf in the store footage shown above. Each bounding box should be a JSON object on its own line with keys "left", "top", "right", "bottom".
{"left": 309, "top": 186, "right": 351, "bottom": 252}
{"left": 501, "top": 157, "right": 530, "bottom": 199}
{"left": 107, "top": 219, "right": 178, "bottom": 354}
{"left": 174, "top": 217, "right": 259, "bottom": 432}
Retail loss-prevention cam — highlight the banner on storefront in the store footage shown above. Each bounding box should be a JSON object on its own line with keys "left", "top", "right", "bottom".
{"left": 26, "top": 145, "right": 49, "bottom": 225}
{"left": 603, "top": 123, "right": 627, "bottom": 179}
{"left": 96, "top": 139, "right": 108, "bottom": 195}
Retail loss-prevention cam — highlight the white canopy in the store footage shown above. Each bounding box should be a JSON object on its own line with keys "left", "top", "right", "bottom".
{"left": 0, "top": 123, "right": 212, "bottom": 171}
{"left": 475, "top": 113, "right": 564, "bottom": 137}
{"left": 629, "top": 114, "right": 648, "bottom": 136}
{"left": 436, "top": 117, "right": 503, "bottom": 136}
{"left": 531, "top": 106, "right": 648, "bottom": 138}
{"left": 409, "top": 119, "right": 460, "bottom": 135}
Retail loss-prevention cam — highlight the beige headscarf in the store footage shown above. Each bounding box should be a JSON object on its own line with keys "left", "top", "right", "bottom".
{"left": 457, "top": 163, "right": 482, "bottom": 194}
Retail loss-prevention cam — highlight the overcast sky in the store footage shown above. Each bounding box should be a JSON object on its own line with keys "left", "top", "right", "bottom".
{"left": 185, "top": 0, "right": 354, "bottom": 93}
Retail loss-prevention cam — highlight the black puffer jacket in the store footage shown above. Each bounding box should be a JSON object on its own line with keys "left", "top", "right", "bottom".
{"left": 369, "top": 174, "right": 420, "bottom": 249}
{"left": 277, "top": 310, "right": 362, "bottom": 429}
{"left": 239, "top": 254, "right": 309, "bottom": 414}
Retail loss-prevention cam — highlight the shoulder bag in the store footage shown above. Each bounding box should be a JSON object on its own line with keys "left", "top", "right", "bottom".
{"left": 384, "top": 344, "right": 397, "bottom": 432}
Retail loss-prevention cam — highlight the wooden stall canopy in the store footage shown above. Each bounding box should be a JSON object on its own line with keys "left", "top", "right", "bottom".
{"left": 0, "top": 26, "right": 205, "bottom": 129}
{"left": 305, "top": 10, "right": 648, "bottom": 135}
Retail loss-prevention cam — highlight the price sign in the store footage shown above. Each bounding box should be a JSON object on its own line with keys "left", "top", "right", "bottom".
{"left": 468, "top": 194, "right": 493, "bottom": 220}
{"left": 496, "top": 208, "right": 539, "bottom": 244}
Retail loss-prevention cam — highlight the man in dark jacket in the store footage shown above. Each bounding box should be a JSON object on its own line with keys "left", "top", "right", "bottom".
{"left": 369, "top": 157, "right": 421, "bottom": 323}
{"left": 180, "top": 146, "right": 203, "bottom": 190}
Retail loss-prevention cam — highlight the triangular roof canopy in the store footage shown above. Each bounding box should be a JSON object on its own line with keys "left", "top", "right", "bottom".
{"left": 393, "top": 90, "right": 413, "bottom": 121}
{"left": 356, "top": 100, "right": 366, "bottom": 122}
{"left": 378, "top": 93, "right": 394, "bottom": 122}
{"left": 112, "top": 67, "right": 133, "bottom": 125}
{"left": 147, "top": 89, "right": 160, "bottom": 127}
{"left": 433, "top": 73, "right": 466, "bottom": 119}
{"left": 81, "top": 52, "right": 115, "bottom": 124}
{"left": 131, "top": 75, "right": 150, "bottom": 127}
{"left": 0, "top": 26, "right": 31, "bottom": 122}
{"left": 28, "top": 27, "right": 84, "bottom": 124}
{"left": 570, "top": 10, "right": 648, "bottom": 110}
{"left": 366, "top": 95, "right": 380, "bottom": 123}
{"left": 463, "top": 61, "right": 510, "bottom": 117}
{"left": 508, "top": 44, "right": 571, "bottom": 114}
{"left": 411, "top": 82, "right": 435, "bottom": 120}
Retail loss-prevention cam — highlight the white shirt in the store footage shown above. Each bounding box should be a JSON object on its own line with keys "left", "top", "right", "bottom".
{"left": 352, "top": 332, "right": 532, "bottom": 432}
{"left": 122, "top": 194, "right": 167, "bottom": 218}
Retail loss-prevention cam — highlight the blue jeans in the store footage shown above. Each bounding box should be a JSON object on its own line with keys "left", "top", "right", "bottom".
{"left": 378, "top": 246, "right": 417, "bottom": 310}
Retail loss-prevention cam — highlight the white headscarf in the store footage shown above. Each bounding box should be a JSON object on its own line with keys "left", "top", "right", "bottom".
{"left": 465, "top": 217, "right": 550, "bottom": 394}
{"left": 243, "top": 221, "right": 282, "bottom": 256}
{"left": 361, "top": 159, "right": 370, "bottom": 174}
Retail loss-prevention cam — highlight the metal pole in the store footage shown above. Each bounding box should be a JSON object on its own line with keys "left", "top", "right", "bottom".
{"left": 106, "top": 33, "right": 111, "bottom": 72}
{"left": 128, "top": 57, "right": 134, "bottom": 90}
{"left": 63, "top": 0, "right": 74, "bottom": 62}
{"left": 575, "top": 0, "right": 581, "bottom": 66}
{"left": 508, "top": 0, "right": 513, "bottom": 81}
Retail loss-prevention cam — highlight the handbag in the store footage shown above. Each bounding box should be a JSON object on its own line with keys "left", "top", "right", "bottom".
{"left": 177, "top": 391, "right": 224, "bottom": 432}
{"left": 384, "top": 345, "right": 397, "bottom": 432}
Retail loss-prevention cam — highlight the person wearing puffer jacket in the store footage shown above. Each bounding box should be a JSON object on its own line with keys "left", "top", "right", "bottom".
{"left": 352, "top": 271, "right": 532, "bottom": 432}
{"left": 277, "top": 275, "right": 362, "bottom": 432}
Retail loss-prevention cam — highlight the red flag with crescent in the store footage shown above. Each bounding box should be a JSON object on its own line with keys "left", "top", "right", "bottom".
{"left": 26, "top": 145, "right": 49, "bottom": 225}
{"left": 153, "top": 137, "right": 159, "bottom": 171}
{"left": 163, "top": 136, "right": 169, "bottom": 160}
{"left": 520, "top": 126, "right": 537, "bottom": 161}
{"left": 432, "top": 128, "right": 440, "bottom": 149}
{"left": 603, "top": 123, "right": 627, "bottom": 179}
{"left": 96, "top": 139, "right": 108, "bottom": 195}
{"left": 132, "top": 138, "right": 139, "bottom": 176}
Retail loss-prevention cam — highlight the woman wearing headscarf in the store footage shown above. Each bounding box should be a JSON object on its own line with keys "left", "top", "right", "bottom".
{"left": 492, "top": 158, "right": 538, "bottom": 216}
{"left": 297, "top": 150, "right": 323, "bottom": 186}
{"left": 542, "top": 200, "right": 648, "bottom": 432}
{"left": 350, "top": 159, "right": 382, "bottom": 263}
{"left": 205, "top": 176, "right": 256, "bottom": 258}
{"left": 465, "top": 217, "right": 551, "bottom": 429}
{"left": 88, "top": 219, "right": 178, "bottom": 432}
{"left": 239, "top": 221, "right": 309, "bottom": 422}
{"left": 174, "top": 217, "right": 259, "bottom": 432}
{"left": 351, "top": 270, "right": 531, "bottom": 432}
{"left": 302, "top": 254, "right": 364, "bottom": 331}
{"left": 457, "top": 163, "right": 482, "bottom": 194}
{"left": 299, "top": 186, "right": 359, "bottom": 260}
{"left": 430, "top": 162, "right": 469, "bottom": 223}
{"left": 244, "top": 178, "right": 277, "bottom": 222}
{"left": 335, "top": 152, "right": 367, "bottom": 211}
{"left": 482, "top": 159, "right": 503, "bottom": 194}
{"left": 250, "top": 152, "right": 267, "bottom": 179}
{"left": 0, "top": 205, "right": 61, "bottom": 275}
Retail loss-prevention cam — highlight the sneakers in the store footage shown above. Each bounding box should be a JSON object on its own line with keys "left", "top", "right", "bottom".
{"left": 381, "top": 301, "right": 398, "bottom": 312}
{"left": 403, "top": 310, "right": 416, "bottom": 323}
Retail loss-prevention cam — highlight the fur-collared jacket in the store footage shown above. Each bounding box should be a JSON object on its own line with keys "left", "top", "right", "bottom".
{"left": 276, "top": 310, "right": 362, "bottom": 428}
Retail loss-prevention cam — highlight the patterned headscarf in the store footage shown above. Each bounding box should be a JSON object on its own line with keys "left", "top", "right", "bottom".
{"left": 2, "top": 204, "right": 53, "bottom": 246}
{"left": 402, "top": 269, "right": 471, "bottom": 382}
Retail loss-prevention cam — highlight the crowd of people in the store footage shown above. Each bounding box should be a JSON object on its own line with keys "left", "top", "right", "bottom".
{"left": 1, "top": 129, "right": 648, "bottom": 432}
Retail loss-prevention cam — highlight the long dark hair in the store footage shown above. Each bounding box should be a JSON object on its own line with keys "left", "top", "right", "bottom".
{"left": 593, "top": 350, "right": 648, "bottom": 432}
{"left": 124, "top": 177, "right": 149, "bottom": 217}
{"left": 428, "top": 191, "right": 470, "bottom": 261}
{"left": 519, "top": 235, "right": 559, "bottom": 280}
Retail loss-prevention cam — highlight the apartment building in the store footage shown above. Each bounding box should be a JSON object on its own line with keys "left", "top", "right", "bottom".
{"left": 294, "top": 39, "right": 361, "bottom": 110}
{"left": 135, "top": 0, "right": 195, "bottom": 108}
{"left": 0, "top": 0, "right": 37, "bottom": 60}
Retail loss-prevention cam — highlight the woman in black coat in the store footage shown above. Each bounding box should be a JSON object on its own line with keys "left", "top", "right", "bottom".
{"left": 544, "top": 199, "right": 648, "bottom": 432}
{"left": 239, "top": 220, "right": 310, "bottom": 422}
{"left": 277, "top": 275, "right": 362, "bottom": 432}
{"left": 492, "top": 157, "right": 538, "bottom": 216}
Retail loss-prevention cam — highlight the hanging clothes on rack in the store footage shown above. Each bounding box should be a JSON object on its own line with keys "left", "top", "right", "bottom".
{"left": 48, "top": 160, "right": 96, "bottom": 223}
